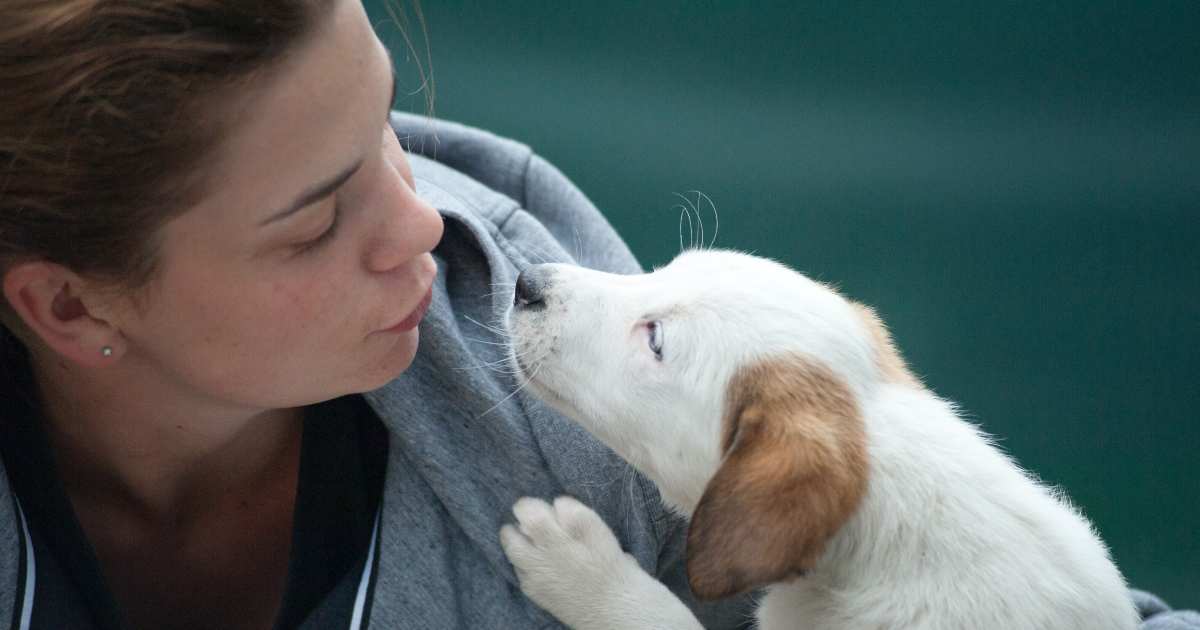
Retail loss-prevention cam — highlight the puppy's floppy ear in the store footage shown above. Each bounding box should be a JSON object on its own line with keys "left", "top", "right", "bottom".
{"left": 686, "top": 355, "right": 869, "bottom": 600}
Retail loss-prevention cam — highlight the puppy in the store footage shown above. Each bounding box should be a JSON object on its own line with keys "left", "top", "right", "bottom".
{"left": 499, "top": 249, "right": 1138, "bottom": 630}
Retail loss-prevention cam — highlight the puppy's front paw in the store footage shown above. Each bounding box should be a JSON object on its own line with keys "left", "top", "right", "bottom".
{"left": 500, "top": 496, "right": 638, "bottom": 627}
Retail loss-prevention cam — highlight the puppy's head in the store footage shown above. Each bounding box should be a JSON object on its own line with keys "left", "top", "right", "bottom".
{"left": 505, "top": 249, "right": 914, "bottom": 599}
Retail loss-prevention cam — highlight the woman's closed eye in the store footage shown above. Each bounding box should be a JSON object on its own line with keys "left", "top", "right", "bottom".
{"left": 294, "top": 199, "right": 342, "bottom": 254}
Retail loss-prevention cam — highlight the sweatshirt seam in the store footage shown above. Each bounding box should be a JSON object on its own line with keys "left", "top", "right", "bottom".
{"left": 496, "top": 150, "right": 535, "bottom": 235}
{"left": 638, "top": 473, "right": 666, "bottom": 561}
{"left": 414, "top": 176, "right": 519, "bottom": 251}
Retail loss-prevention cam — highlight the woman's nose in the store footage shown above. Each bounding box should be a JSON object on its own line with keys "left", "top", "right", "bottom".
{"left": 365, "top": 194, "right": 443, "bottom": 273}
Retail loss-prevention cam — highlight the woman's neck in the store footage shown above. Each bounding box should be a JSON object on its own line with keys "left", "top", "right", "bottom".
{"left": 29, "top": 347, "right": 304, "bottom": 526}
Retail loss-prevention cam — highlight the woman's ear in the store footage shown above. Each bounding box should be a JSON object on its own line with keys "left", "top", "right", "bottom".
{"left": 685, "top": 355, "right": 870, "bottom": 600}
{"left": 2, "top": 260, "right": 124, "bottom": 366}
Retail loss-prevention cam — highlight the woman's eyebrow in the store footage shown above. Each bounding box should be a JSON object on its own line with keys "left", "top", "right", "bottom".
{"left": 259, "top": 157, "right": 364, "bottom": 226}
{"left": 260, "top": 67, "right": 395, "bottom": 228}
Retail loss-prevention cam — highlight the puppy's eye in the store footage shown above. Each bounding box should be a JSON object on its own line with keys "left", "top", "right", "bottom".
{"left": 647, "top": 320, "right": 664, "bottom": 360}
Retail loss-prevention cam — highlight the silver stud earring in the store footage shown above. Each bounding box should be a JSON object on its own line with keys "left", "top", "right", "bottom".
{"left": 101, "top": 346, "right": 113, "bottom": 357}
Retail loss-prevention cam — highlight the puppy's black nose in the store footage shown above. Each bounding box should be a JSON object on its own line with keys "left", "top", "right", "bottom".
{"left": 514, "top": 266, "right": 549, "bottom": 309}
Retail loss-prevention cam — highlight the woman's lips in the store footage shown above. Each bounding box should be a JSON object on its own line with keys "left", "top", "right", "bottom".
{"left": 380, "top": 286, "right": 433, "bottom": 333}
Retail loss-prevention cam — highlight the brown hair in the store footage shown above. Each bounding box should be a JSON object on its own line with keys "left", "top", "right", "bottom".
{"left": 0, "top": 0, "right": 333, "bottom": 337}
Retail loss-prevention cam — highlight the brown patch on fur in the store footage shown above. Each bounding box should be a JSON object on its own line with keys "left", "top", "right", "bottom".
{"left": 686, "top": 354, "right": 869, "bottom": 600}
{"left": 852, "top": 302, "right": 921, "bottom": 387}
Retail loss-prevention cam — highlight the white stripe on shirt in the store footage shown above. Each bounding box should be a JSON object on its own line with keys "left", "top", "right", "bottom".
{"left": 348, "top": 508, "right": 381, "bottom": 630}
{"left": 14, "top": 496, "right": 34, "bottom": 630}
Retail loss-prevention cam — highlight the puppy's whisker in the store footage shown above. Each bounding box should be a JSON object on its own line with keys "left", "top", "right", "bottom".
{"left": 674, "top": 191, "right": 704, "bottom": 251}
{"left": 452, "top": 341, "right": 541, "bottom": 374}
{"left": 677, "top": 203, "right": 696, "bottom": 254}
{"left": 505, "top": 345, "right": 544, "bottom": 364}
{"left": 451, "top": 361, "right": 517, "bottom": 374}
{"left": 477, "top": 360, "right": 543, "bottom": 418}
{"left": 463, "top": 335, "right": 513, "bottom": 347}
{"left": 676, "top": 205, "right": 685, "bottom": 254}
{"left": 454, "top": 360, "right": 524, "bottom": 376}
{"left": 686, "top": 205, "right": 698, "bottom": 251}
{"left": 481, "top": 281, "right": 517, "bottom": 300}
{"left": 455, "top": 352, "right": 505, "bottom": 366}
{"left": 480, "top": 288, "right": 517, "bottom": 300}
{"left": 463, "top": 314, "right": 510, "bottom": 337}
{"left": 688, "top": 189, "right": 719, "bottom": 249}
{"left": 455, "top": 341, "right": 546, "bottom": 375}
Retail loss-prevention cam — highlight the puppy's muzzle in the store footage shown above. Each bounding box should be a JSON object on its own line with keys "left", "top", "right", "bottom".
{"left": 514, "top": 265, "right": 553, "bottom": 310}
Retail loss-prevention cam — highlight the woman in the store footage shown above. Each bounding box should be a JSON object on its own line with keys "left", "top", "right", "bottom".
{"left": 0, "top": 0, "right": 755, "bottom": 628}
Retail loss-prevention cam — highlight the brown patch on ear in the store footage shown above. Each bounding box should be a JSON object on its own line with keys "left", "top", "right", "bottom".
{"left": 686, "top": 355, "right": 869, "bottom": 600}
{"left": 852, "top": 302, "right": 921, "bottom": 388}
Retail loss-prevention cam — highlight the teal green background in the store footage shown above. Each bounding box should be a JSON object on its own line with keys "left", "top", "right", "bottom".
{"left": 367, "top": 1, "right": 1198, "bottom": 607}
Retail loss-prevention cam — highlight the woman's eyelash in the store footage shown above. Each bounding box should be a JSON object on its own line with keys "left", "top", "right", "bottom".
{"left": 297, "top": 201, "right": 341, "bottom": 253}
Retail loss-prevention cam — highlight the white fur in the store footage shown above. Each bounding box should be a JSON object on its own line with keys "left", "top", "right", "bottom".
{"left": 500, "top": 497, "right": 705, "bottom": 630}
{"left": 499, "top": 249, "right": 1138, "bottom": 630}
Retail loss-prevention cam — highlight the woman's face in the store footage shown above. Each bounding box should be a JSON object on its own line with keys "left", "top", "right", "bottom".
{"left": 111, "top": 0, "right": 443, "bottom": 410}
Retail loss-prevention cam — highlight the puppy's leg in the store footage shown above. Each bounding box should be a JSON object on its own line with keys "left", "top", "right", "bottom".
{"left": 500, "top": 496, "right": 705, "bottom": 630}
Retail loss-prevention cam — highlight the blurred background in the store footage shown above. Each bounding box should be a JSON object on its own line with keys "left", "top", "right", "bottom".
{"left": 366, "top": 1, "right": 1198, "bottom": 607}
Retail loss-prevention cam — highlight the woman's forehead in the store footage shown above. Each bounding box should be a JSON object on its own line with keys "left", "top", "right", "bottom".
{"left": 189, "top": 0, "right": 391, "bottom": 228}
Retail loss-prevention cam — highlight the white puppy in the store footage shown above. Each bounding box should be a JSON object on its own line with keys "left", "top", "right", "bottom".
{"left": 499, "top": 249, "right": 1138, "bottom": 630}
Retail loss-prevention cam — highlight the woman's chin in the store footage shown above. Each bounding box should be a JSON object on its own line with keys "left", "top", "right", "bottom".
{"left": 361, "top": 327, "right": 422, "bottom": 390}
